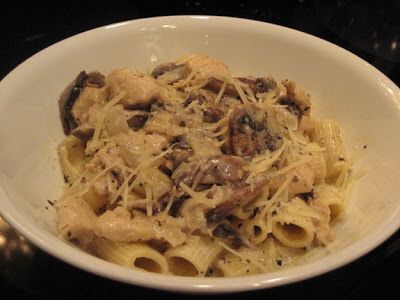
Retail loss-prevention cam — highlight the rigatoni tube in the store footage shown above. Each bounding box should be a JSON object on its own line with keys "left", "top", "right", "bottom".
{"left": 165, "top": 236, "right": 222, "bottom": 276}
{"left": 94, "top": 239, "right": 169, "bottom": 274}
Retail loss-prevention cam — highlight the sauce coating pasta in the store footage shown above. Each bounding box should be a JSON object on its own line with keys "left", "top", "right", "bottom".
{"left": 56, "top": 54, "right": 353, "bottom": 276}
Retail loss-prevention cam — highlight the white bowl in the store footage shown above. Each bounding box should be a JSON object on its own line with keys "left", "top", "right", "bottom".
{"left": 0, "top": 16, "right": 399, "bottom": 293}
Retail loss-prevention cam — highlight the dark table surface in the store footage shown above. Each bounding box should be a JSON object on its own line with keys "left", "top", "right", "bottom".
{"left": 1, "top": 1, "right": 399, "bottom": 299}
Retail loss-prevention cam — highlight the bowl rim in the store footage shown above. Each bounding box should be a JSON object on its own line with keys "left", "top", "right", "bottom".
{"left": 0, "top": 15, "right": 400, "bottom": 294}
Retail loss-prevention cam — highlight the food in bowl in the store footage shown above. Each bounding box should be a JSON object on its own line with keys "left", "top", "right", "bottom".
{"left": 56, "top": 53, "right": 354, "bottom": 277}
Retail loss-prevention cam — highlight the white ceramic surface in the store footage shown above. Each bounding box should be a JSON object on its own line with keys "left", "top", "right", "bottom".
{"left": 0, "top": 16, "right": 399, "bottom": 293}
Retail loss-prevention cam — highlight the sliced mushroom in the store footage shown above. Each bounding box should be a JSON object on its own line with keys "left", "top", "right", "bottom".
{"left": 237, "top": 77, "right": 277, "bottom": 93}
{"left": 71, "top": 125, "right": 95, "bottom": 141}
{"left": 171, "top": 155, "right": 247, "bottom": 187}
{"left": 256, "top": 77, "right": 277, "bottom": 92}
{"left": 127, "top": 114, "right": 148, "bottom": 130}
{"left": 204, "top": 76, "right": 277, "bottom": 98}
{"left": 167, "top": 141, "right": 194, "bottom": 169}
{"left": 206, "top": 178, "right": 268, "bottom": 224}
{"left": 204, "top": 107, "right": 224, "bottom": 123}
{"left": 200, "top": 155, "right": 247, "bottom": 185}
{"left": 171, "top": 160, "right": 200, "bottom": 186}
{"left": 152, "top": 63, "right": 180, "bottom": 78}
{"left": 151, "top": 63, "right": 185, "bottom": 84}
{"left": 278, "top": 98, "right": 302, "bottom": 119}
{"left": 212, "top": 223, "right": 245, "bottom": 248}
{"left": 229, "top": 105, "right": 283, "bottom": 156}
{"left": 85, "top": 72, "right": 106, "bottom": 88}
{"left": 184, "top": 90, "right": 224, "bottom": 123}
{"left": 59, "top": 71, "right": 105, "bottom": 134}
{"left": 204, "top": 77, "right": 239, "bottom": 97}
{"left": 183, "top": 90, "right": 210, "bottom": 107}
{"left": 168, "top": 194, "right": 191, "bottom": 217}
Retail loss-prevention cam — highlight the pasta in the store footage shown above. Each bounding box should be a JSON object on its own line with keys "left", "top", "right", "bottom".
{"left": 94, "top": 239, "right": 169, "bottom": 274}
{"left": 165, "top": 235, "right": 222, "bottom": 276}
{"left": 55, "top": 54, "right": 355, "bottom": 276}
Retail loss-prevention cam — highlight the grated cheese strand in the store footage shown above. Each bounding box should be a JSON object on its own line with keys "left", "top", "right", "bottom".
{"left": 145, "top": 184, "right": 153, "bottom": 217}
{"left": 88, "top": 93, "right": 125, "bottom": 153}
{"left": 179, "top": 182, "right": 213, "bottom": 206}
{"left": 232, "top": 79, "right": 250, "bottom": 104}
{"left": 214, "top": 81, "right": 227, "bottom": 104}
{"left": 269, "top": 158, "right": 312, "bottom": 178}
{"left": 218, "top": 241, "right": 268, "bottom": 272}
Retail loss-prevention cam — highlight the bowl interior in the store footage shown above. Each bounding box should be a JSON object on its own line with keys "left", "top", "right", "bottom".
{"left": 0, "top": 16, "right": 399, "bottom": 292}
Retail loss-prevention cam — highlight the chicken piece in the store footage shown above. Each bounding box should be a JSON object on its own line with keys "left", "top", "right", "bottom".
{"left": 309, "top": 198, "right": 335, "bottom": 245}
{"left": 115, "top": 131, "right": 168, "bottom": 168}
{"left": 96, "top": 210, "right": 156, "bottom": 243}
{"left": 72, "top": 86, "right": 108, "bottom": 127}
{"left": 289, "top": 164, "right": 315, "bottom": 195}
{"left": 132, "top": 167, "right": 173, "bottom": 201}
{"left": 185, "top": 131, "right": 223, "bottom": 160}
{"left": 152, "top": 215, "right": 187, "bottom": 247}
{"left": 104, "top": 104, "right": 130, "bottom": 136}
{"left": 106, "top": 69, "right": 160, "bottom": 109}
{"left": 184, "top": 54, "right": 231, "bottom": 79}
{"left": 298, "top": 115, "right": 314, "bottom": 134}
{"left": 57, "top": 196, "right": 98, "bottom": 247}
{"left": 97, "top": 210, "right": 186, "bottom": 247}
{"left": 144, "top": 110, "right": 185, "bottom": 138}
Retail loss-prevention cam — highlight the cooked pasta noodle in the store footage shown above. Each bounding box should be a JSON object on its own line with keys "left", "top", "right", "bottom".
{"left": 56, "top": 54, "right": 355, "bottom": 277}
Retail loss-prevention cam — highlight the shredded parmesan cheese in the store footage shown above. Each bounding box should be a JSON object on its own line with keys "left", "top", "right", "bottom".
{"left": 218, "top": 241, "right": 268, "bottom": 272}
{"left": 56, "top": 54, "right": 356, "bottom": 278}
